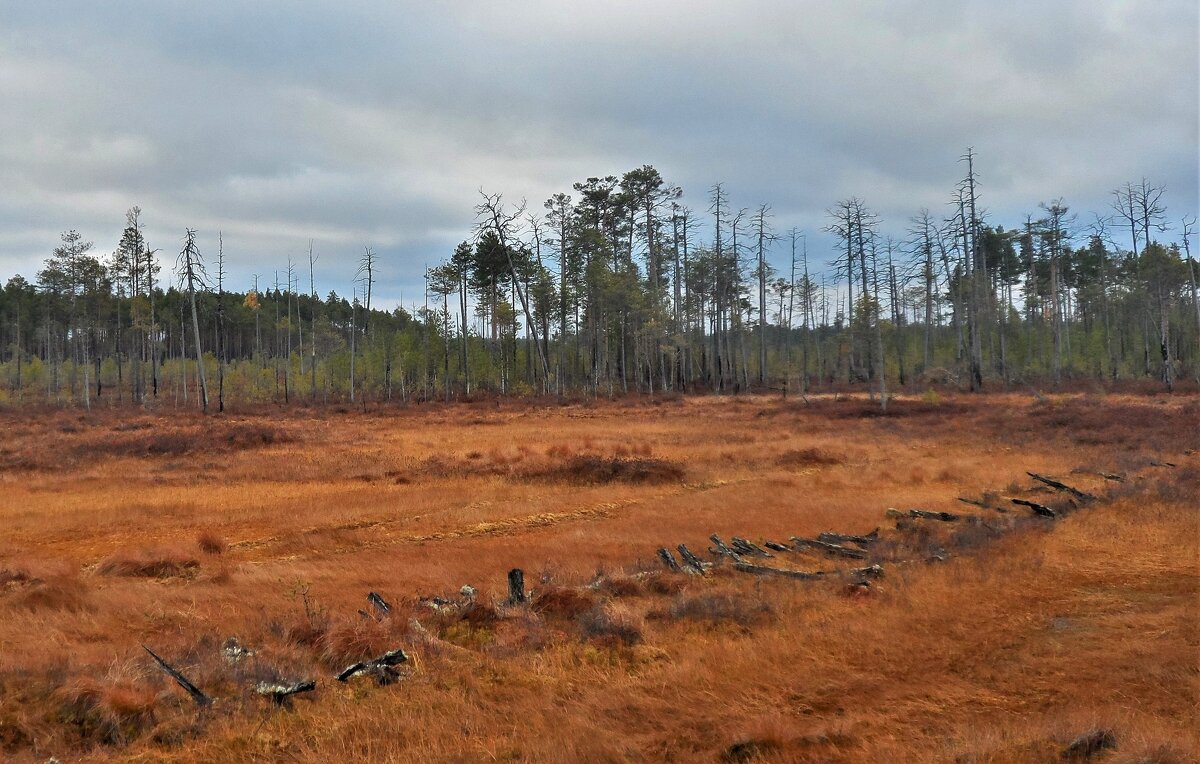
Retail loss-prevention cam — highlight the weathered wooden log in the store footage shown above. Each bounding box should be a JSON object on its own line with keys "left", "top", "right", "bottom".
{"left": 709, "top": 534, "right": 743, "bottom": 560}
{"left": 733, "top": 561, "right": 825, "bottom": 580}
{"left": 256, "top": 680, "right": 316, "bottom": 705}
{"left": 1011, "top": 498, "right": 1056, "bottom": 518}
{"left": 731, "top": 537, "right": 771, "bottom": 557}
{"left": 676, "top": 544, "right": 709, "bottom": 573}
{"left": 817, "top": 528, "right": 879, "bottom": 547}
{"left": 1027, "top": 472, "right": 1096, "bottom": 502}
{"left": 367, "top": 591, "right": 392, "bottom": 618}
{"left": 507, "top": 568, "right": 526, "bottom": 604}
{"left": 762, "top": 540, "right": 793, "bottom": 553}
{"left": 1061, "top": 728, "right": 1116, "bottom": 760}
{"left": 957, "top": 496, "right": 1007, "bottom": 512}
{"left": 657, "top": 547, "right": 683, "bottom": 573}
{"left": 143, "top": 645, "right": 212, "bottom": 707}
{"left": 849, "top": 564, "right": 884, "bottom": 580}
{"left": 1070, "top": 467, "right": 1125, "bottom": 482}
{"left": 336, "top": 648, "right": 409, "bottom": 686}
{"left": 906, "top": 509, "right": 961, "bottom": 522}
{"left": 221, "top": 637, "right": 253, "bottom": 664}
{"left": 790, "top": 537, "right": 868, "bottom": 559}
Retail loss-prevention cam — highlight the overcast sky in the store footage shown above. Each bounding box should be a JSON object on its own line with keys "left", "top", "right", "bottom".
{"left": 1, "top": 1, "right": 1196, "bottom": 307}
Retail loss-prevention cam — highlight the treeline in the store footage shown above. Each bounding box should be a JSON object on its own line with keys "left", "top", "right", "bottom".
{"left": 1, "top": 156, "right": 1198, "bottom": 409}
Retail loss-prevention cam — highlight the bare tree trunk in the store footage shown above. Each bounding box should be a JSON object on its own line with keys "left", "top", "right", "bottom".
{"left": 180, "top": 230, "right": 208, "bottom": 413}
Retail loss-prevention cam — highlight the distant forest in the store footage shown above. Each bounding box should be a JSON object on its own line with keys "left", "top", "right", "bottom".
{"left": 1, "top": 153, "right": 1197, "bottom": 410}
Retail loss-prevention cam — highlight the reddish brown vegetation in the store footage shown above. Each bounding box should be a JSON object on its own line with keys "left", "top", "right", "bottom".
{"left": 97, "top": 548, "right": 201, "bottom": 579}
{"left": 195, "top": 532, "right": 226, "bottom": 555}
{"left": 0, "top": 392, "right": 1196, "bottom": 762}
{"left": 775, "top": 447, "right": 844, "bottom": 467}
{"left": 529, "top": 455, "right": 686, "bottom": 485}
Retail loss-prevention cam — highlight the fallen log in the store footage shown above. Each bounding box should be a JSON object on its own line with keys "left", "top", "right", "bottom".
{"left": 849, "top": 564, "right": 884, "bottom": 580}
{"left": 507, "top": 568, "right": 526, "bottom": 605}
{"left": 1026, "top": 472, "right": 1096, "bottom": 502}
{"left": 1070, "top": 467, "right": 1125, "bottom": 483}
{"left": 143, "top": 645, "right": 212, "bottom": 707}
{"left": 762, "top": 540, "right": 793, "bottom": 553}
{"left": 731, "top": 536, "right": 772, "bottom": 557}
{"left": 790, "top": 537, "right": 867, "bottom": 560}
{"left": 957, "top": 496, "right": 1008, "bottom": 512}
{"left": 367, "top": 591, "right": 392, "bottom": 618}
{"left": 817, "top": 528, "right": 879, "bottom": 547}
{"left": 657, "top": 547, "right": 683, "bottom": 573}
{"left": 905, "top": 509, "right": 961, "bottom": 522}
{"left": 221, "top": 637, "right": 253, "bottom": 664}
{"left": 336, "top": 648, "right": 409, "bottom": 686}
{"left": 1010, "top": 498, "right": 1057, "bottom": 518}
{"left": 733, "top": 561, "right": 825, "bottom": 580}
{"left": 676, "top": 544, "right": 709, "bottom": 573}
{"left": 256, "top": 680, "right": 316, "bottom": 705}
{"left": 709, "top": 534, "right": 743, "bottom": 560}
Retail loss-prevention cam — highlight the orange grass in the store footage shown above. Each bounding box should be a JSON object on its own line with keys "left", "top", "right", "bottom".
{"left": 0, "top": 392, "right": 1196, "bottom": 761}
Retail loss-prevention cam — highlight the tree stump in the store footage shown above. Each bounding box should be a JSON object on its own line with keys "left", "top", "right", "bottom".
{"left": 507, "top": 568, "right": 526, "bottom": 604}
{"left": 676, "top": 544, "right": 709, "bottom": 573}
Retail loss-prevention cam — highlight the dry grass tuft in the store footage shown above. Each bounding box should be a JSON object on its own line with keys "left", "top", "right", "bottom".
{"left": 660, "top": 590, "right": 774, "bottom": 628}
{"left": 528, "top": 455, "right": 686, "bottom": 485}
{"left": 81, "top": 421, "right": 293, "bottom": 460}
{"left": 318, "top": 616, "right": 401, "bottom": 669}
{"left": 532, "top": 586, "right": 599, "bottom": 619}
{"left": 4, "top": 574, "right": 89, "bottom": 612}
{"left": 195, "top": 531, "right": 227, "bottom": 555}
{"left": 578, "top": 603, "right": 644, "bottom": 647}
{"left": 58, "top": 678, "right": 159, "bottom": 746}
{"left": 96, "top": 547, "right": 200, "bottom": 579}
{"left": 775, "top": 447, "right": 843, "bottom": 467}
{"left": 595, "top": 575, "right": 646, "bottom": 598}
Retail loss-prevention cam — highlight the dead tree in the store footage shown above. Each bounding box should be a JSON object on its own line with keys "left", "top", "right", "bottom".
{"left": 256, "top": 680, "right": 316, "bottom": 706}
{"left": 1026, "top": 472, "right": 1096, "bottom": 502}
{"left": 733, "top": 561, "right": 825, "bottom": 580}
{"left": 143, "top": 645, "right": 211, "bottom": 707}
{"left": 177, "top": 230, "right": 209, "bottom": 412}
{"left": 507, "top": 568, "right": 526, "bottom": 604}
{"left": 367, "top": 591, "right": 392, "bottom": 618}
{"left": 1010, "top": 498, "right": 1057, "bottom": 518}
{"left": 817, "top": 529, "right": 879, "bottom": 547}
{"left": 336, "top": 648, "right": 409, "bottom": 686}
{"left": 790, "top": 537, "right": 867, "bottom": 559}
{"left": 477, "top": 192, "right": 552, "bottom": 393}
{"left": 676, "top": 544, "right": 709, "bottom": 573}
{"left": 731, "top": 536, "right": 772, "bottom": 557}
{"left": 657, "top": 548, "right": 682, "bottom": 573}
{"left": 849, "top": 564, "right": 885, "bottom": 580}
{"left": 905, "top": 509, "right": 961, "bottom": 522}
{"left": 709, "top": 534, "right": 742, "bottom": 560}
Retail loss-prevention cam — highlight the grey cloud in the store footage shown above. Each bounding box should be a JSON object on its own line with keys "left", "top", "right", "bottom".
{"left": 1, "top": 1, "right": 1195, "bottom": 302}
